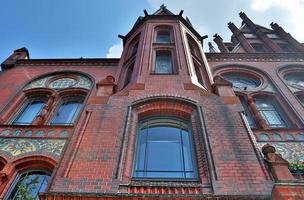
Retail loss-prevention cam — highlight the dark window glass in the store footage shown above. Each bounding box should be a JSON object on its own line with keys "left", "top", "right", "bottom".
{"left": 278, "top": 43, "right": 293, "bottom": 53}
{"left": 134, "top": 117, "right": 197, "bottom": 179}
{"left": 124, "top": 63, "right": 134, "bottom": 88}
{"left": 255, "top": 97, "right": 288, "bottom": 128}
{"left": 131, "top": 42, "right": 139, "bottom": 56}
{"left": 251, "top": 44, "right": 266, "bottom": 53}
{"left": 194, "top": 64, "right": 204, "bottom": 85}
{"left": 298, "top": 95, "right": 304, "bottom": 105}
{"left": 51, "top": 100, "right": 82, "bottom": 125}
{"left": 284, "top": 72, "right": 304, "bottom": 89}
{"left": 156, "top": 31, "right": 171, "bottom": 43}
{"left": 7, "top": 171, "right": 50, "bottom": 200}
{"left": 239, "top": 96, "right": 256, "bottom": 128}
{"left": 13, "top": 99, "right": 45, "bottom": 125}
{"left": 155, "top": 51, "right": 173, "bottom": 74}
{"left": 223, "top": 74, "right": 261, "bottom": 90}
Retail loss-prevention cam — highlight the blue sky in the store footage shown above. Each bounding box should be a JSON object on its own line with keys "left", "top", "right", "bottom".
{"left": 1, "top": 0, "right": 303, "bottom": 62}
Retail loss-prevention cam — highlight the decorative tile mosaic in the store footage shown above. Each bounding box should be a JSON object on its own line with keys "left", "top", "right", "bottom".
{"left": 0, "top": 138, "right": 66, "bottom": 157}
{"left": 257, "top": 142, "right": 304, "bottom": 161}
{"left": 0, "top": 129, "right": 69, "bottom": 138}
{"left": 24, "top": 74, "right": 92, "bottom": 90}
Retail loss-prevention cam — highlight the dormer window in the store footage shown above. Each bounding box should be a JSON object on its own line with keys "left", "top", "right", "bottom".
{"left": 155, "top": 51, "right": 173, "bottom": 74}
{"left": 156, "top": 31, "right": 171, "bottom": 43}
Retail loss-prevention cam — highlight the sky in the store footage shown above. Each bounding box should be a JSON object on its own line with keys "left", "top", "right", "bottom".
{"left": 1, "top": 0, "right": 303, "bottom": 63}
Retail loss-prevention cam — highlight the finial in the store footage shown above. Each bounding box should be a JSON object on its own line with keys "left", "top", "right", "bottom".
{"left": 160, "top": 4, "right": 166, "bottom": 9}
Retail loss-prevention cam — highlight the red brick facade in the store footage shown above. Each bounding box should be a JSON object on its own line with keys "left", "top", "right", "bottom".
{"left": 0, "top": 5, "right": 303, "bottom": 200}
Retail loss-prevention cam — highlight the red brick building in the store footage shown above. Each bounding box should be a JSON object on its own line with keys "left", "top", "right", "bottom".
{"left": 0, "top": 5, "right": 303, "bottom": 200}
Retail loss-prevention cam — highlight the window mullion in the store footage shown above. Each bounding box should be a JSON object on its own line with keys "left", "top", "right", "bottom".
{"left": 143, "top": 120, "right": 149, "bottom": 177}
{"left": 179, "top": 120, "right": 186, "bottom": 178}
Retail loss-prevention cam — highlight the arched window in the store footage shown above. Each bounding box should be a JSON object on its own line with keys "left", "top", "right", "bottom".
{"left": 223, "top": 73, "right": 261, "bottom": 91}
{"left": 51, "top": 97, "right": 83, "bottom": 125}
{"left": 6, "top": 171, "right": 50, "bottom": 200}
{"left": 155, "top": 51, "right": 173, "bottom": 74}
{"left": 12, "top": 97, "right": 47, "bottom": 125}
{"left": 156, "top": 30, "right": 171, "bottom": 43}
{"left": 133, "top": 117, "right": 197, "bottom": 179}
{"left": 284, "top": 72, "right": 304, "bottom": 90}
{"left": 255, "top": 96, "right": 288, "bottom": 128}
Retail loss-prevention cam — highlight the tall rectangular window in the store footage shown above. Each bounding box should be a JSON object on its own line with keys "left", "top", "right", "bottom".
{"left": 155, "top": 51, "right": 173, "bottom": 74}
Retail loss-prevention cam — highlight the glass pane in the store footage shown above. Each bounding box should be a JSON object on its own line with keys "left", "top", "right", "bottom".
{"left": 182, "top": 130, "right": 193, "bottom": 172}
{"left": 146, "top": 126, "right": 183, "bottom": 171}
{"left": 51, "top": 101, "right": 81, "bottom": 125}
{"left": 13, "top": 101, "right": 45, "bottom": 125}
{"left": 134, "top": 118, "right": 197, "bottom": 179}
{"left": 155, "top": 53, "right": 173, "bottom": 74}
{"left": 156, "top": 31, "right": 170, "bottom": 43}
{"left": 262, "top": 110, "right": 285, "bottom": 127}
{"left": 285, "top": 73, "right": 304, "bottom": 89}
{"left": 8, "top": 172, "right": 50, "bottom": 200}
{"left": 135, "top": 129, "right": 147, "bottom": 171}
{"left": 223, "top": 74, "right": 260, "bottom": 90}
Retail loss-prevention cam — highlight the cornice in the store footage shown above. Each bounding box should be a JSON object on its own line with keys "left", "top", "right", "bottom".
{"left": 15, "top": 58, "right": 120, "bottom": 67}
{"left": 206, "top": 53, "right": 304, "bottom": 62}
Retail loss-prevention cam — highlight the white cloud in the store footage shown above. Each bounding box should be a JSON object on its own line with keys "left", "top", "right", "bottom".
{"left": 147, "top": 0, "right": 304, "bottom": 44}
{"left": 106, "top": 42, "right": 123, "bottom": 58}
{"left": 250, "top": 0, "right": 304, "bottom": 41}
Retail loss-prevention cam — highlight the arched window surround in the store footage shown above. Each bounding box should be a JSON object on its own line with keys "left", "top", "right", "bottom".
{"left": 0, "top": 155, "right": 56, "bottom": 199}
{"left": 115, "top": 97, "right": 211, "bottom": 187}
{"left": 215, "top": 68, "right": 266, "bottom": 92}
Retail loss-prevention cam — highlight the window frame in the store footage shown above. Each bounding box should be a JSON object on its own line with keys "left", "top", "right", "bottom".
{"left": 132, "top": 116, "right": 199, "bottom": 181}
{"left": 155, "top": 30, "right": 172, "bottom": 44}
{"left": 50, "top": 96, "right": 84, "bottom": 126}
{"left": 11, "top": 96, "right": 47, "bottom": 125}
{"left": 254, "top": 96, "right": 289, "bottom": 128}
